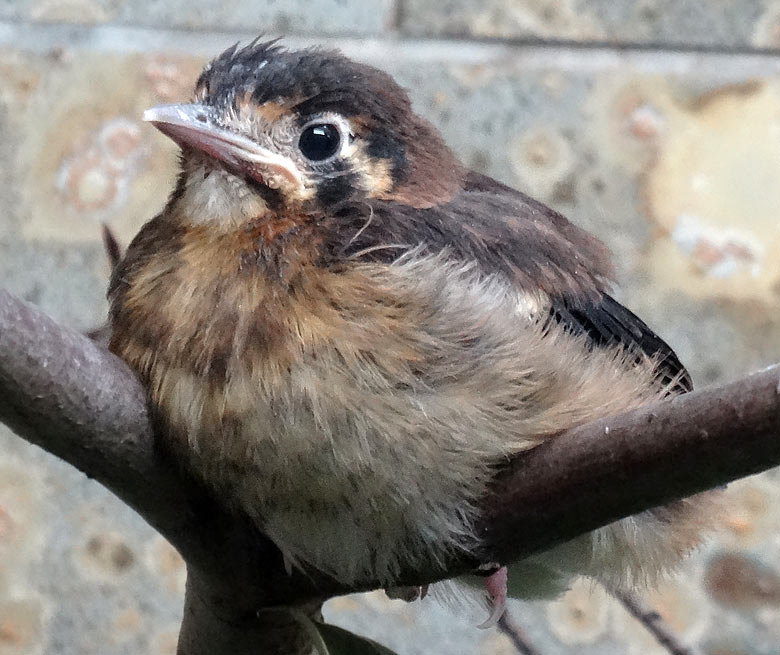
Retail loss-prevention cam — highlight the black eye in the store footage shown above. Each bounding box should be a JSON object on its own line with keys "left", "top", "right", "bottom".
{"left": 299, "top": 123, "right": 341, "bottom": 161}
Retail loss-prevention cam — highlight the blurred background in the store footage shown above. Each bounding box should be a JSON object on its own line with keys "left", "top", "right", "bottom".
{"left": 1, "top": 1, "right": 780, "bottom": 653}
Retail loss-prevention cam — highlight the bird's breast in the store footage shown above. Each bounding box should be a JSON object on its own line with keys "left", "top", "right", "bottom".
{"left": 109, "top": 217, "right": 423, "bottom": 468}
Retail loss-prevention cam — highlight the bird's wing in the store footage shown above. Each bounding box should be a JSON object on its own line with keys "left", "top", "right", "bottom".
{"left": 462, "top": 172, "right": 692, "bottom": 392}
{"left": 548, "top": 291, "right": 692, "bottom": 393}
{"left": 321, "top": 171, "right": 692, "bottom": 392}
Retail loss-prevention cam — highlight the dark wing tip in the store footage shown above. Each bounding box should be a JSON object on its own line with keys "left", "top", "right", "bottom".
{"left": 551, "top": 293, "right": 693, "bottom": 394}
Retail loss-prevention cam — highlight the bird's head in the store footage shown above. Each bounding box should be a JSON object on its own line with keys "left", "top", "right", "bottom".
{"left": 146, "top": 39, "right": 464, "bottom": 226}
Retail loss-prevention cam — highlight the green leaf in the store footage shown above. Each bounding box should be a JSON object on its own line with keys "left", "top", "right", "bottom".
{"left": 291, "top": 610, "right": 401, "bottom": 655}
{"left": 314, "top": 622, "right": 401, "bottom": 655}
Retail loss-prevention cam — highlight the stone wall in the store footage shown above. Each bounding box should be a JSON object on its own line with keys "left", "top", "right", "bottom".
{"left": 1, "top": 3, "right": 780, "bottom": 654}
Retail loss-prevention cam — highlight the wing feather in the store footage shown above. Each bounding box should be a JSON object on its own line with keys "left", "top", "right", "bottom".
{"left": 319, "top": 170, "right": 692, "bottom": 392}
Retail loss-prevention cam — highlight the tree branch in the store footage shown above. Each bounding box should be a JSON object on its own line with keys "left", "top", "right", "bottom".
{"left": 476, "top": 358, "right": 780, "bottom": 563}
{"left": 2, "top": 286, "right": 780, "bottom": 652}
{"left": 178, "top": 573, "right": 321, "bottom": 655}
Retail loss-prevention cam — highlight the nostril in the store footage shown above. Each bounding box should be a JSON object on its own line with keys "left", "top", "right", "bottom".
{"left": 196, "top": 112, "right": 208, "bottom": 123}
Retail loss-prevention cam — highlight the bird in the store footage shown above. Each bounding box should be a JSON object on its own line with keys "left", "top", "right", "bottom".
{"left": 108, "top": 39, "right": 716, "bottom": 625}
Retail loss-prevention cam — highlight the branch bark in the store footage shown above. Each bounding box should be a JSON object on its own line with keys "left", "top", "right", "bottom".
{"left": 476, "top": 358, "right": 780, "bottom": 563}
{"left": 179, "top": 573, "right": 321, "bottom": 655}
{"left": 1, "top": 286, "right": 780, "bottom": 652}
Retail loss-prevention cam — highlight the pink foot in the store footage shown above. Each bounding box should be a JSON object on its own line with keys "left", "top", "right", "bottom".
{"left": 477, "top": 565, "right": 507, "bottom": 629}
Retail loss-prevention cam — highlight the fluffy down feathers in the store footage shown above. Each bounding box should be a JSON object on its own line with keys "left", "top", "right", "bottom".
{"left": 112, "top": 247, "right": 709, "bottom": 588}
{"left": 110, "top": 40, "right": 715, "bottom": 601}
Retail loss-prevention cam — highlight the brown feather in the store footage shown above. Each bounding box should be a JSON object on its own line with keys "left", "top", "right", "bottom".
{"left": 109, "top": 40, "right": 714, "bottom": 594}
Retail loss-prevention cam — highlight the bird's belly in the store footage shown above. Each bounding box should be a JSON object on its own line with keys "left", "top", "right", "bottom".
{"left": 169, "top": 379, "right": 472, "bottom": 584}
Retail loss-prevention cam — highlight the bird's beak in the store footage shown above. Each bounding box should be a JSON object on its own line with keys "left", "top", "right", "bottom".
{"left": 143, "top": 103, "right": 304, "bottom": 189}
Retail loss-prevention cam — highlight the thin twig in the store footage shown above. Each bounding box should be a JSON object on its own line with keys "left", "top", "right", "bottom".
{"left": 613, "top": 590, "right": 694, "bottom": 655}
{"left": 497, "top": 612, "right": 542, "bottom": 655}
{"left": 101, "top": 223, "right": 123, "bottom": 271}
{"left": 86, "top": 225, "right": 121, "bottom": 346}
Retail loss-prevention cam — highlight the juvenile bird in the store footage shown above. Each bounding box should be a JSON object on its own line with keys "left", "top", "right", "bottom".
{"left": 109, "top": 39, "right": 714, "bottom": 622}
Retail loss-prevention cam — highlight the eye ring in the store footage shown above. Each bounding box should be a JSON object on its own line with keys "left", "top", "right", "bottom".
{"left": 298, "top": 123, "right": 342, "bottom": 162}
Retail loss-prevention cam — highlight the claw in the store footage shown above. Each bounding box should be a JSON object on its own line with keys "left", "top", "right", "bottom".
{"left": 477, "top": 566, "right": 507, "bottom": 629}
